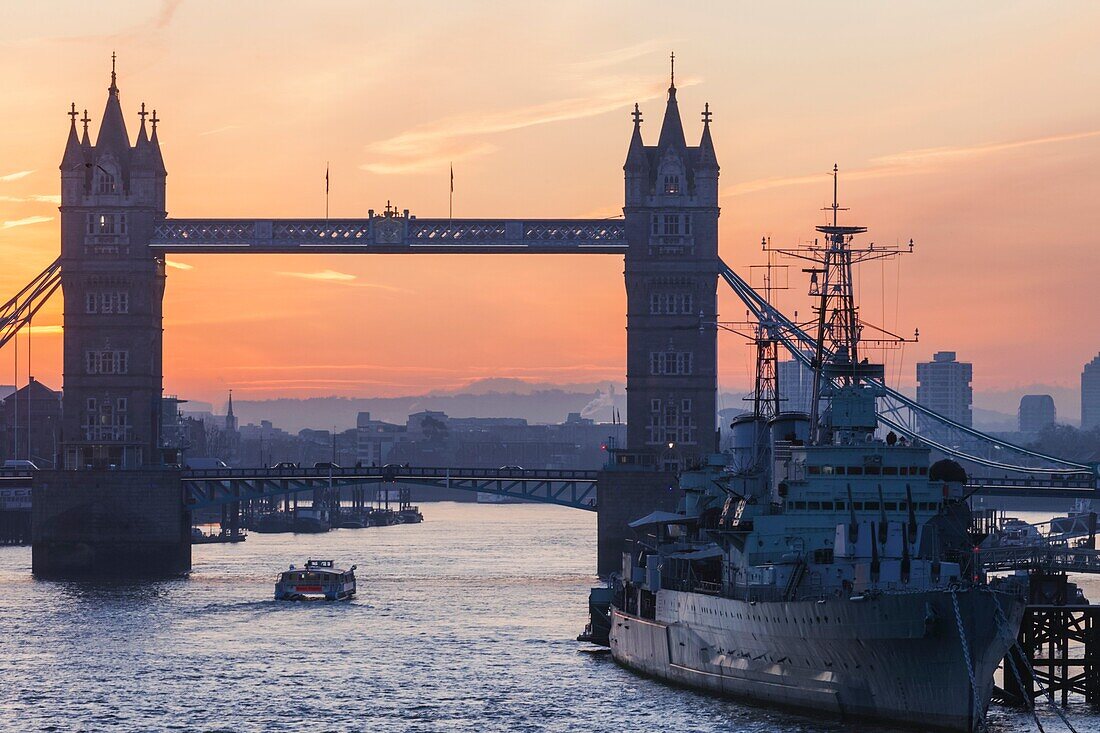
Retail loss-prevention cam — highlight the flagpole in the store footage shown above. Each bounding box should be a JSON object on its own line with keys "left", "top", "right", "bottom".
{"left": 325, "top": 162, "right": 330, "bottom": 220}
{"left": 449, "top": 163, "right": 453, "bottom": 220}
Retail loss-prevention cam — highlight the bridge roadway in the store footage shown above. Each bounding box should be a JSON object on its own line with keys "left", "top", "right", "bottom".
{"left": 148, "top": 218, "right": 628, "bottom": 255}
{"left": 0, "top": 467, "right": 1093, "bottom": 510}
{"left": 181, "top": 465, "right": 599, "bottom": 511}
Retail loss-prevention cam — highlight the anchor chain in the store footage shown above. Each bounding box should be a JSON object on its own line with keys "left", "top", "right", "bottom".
{"left": 951, "top": 590, "right": 987, "bottom": 732}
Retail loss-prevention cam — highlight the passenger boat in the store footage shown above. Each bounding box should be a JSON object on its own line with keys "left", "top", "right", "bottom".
{"left": 274, "top": 559, "right": 356, "bottom": 601}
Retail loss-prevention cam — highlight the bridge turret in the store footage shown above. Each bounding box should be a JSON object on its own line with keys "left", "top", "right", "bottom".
{"left": 58, "top": 58, "right": 168, "bottom": 470}
{"left": 622, "top": 56, "right": 721, "bottom": 470}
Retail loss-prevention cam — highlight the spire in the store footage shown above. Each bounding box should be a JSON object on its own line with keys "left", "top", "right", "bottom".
{"left": 60, "top": 102, "right": 84, "bottom": 169}
{"left": 657, "top": 52, "right": 686, "bottom": 151}
{"left": 697, "top": 102, "right": 718, "bottom": 170}
{"left": 80, "top": 109, "right": 91, "bottom": 147}
{"left": 95, "top": 54, "right": 130, "bottom": 153}
{"left": 625, "top": 103, "right": 648, "bottom": 171}
{"left": 148, "top": 108, "right": 167, "bottom": 176}
{"left": 135, "top": 102, "right": 149, "bottom": 146}
{"left": 227, "top": 390, "right": 234, "bottom": 417}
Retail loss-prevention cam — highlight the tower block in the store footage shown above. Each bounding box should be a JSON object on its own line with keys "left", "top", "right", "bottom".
{"left": 58, "top": 62, "right": 167, "bottom": 469}
{"left": 622, "top": 66, "right": 721, "bottom": 468}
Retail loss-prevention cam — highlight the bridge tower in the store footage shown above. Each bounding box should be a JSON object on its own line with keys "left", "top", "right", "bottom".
{"left": 622, "top": 63, "right": 720, "bottom": 468}
{"left": 58, "top": 61, "right": 167, "bottom": 469}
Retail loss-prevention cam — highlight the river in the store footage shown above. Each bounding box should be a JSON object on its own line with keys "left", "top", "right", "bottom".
{"left": 0, "top": 503, "right": 1095, "bottom": 732}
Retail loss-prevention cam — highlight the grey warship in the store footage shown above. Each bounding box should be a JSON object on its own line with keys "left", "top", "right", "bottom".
{"left": 593, "top": 179, "right": 1027, "bottom": 732}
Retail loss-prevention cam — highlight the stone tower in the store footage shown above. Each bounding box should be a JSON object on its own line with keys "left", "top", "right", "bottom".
{"left": 58, "top": 61, "right": 167, "bottom": 469}
{"left": 623, "top": 64, "right": 720, "bottom": 469}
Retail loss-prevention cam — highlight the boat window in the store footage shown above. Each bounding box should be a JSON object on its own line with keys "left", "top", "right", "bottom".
{"left": 808, "top": 501, "right": 821, "bottom": 510}
{"left": 884, "top": 502, "right": 897, "bottom": 511}
{"left": 834, "top": 466, "right": 845, "bottom": 475}
{"left": 821, "top": 501, "right": 834, "bottom": 510}
{"left": 865, "top": 466, "right": 881, "bottom": 475}
{"left": 822, "top": 466, "right": 834, "bottom": 475}
{"left": 900, "top": 467, "right": 909, "bottom": 476}
{"left": 865, "top": 501, "right": 880, "bottom": 510}
{"left": 848, "top": 466, "right": 863, "bottom": 475}
{"left": 883, "top": 467, "right": 898, "bottom": 476}
{"left": 919, "top": 467, "right": 928, "bottom": 475}
{"left": 835, "top": 501, "right": 846, "bottom": 510}
{"left": 851, "top": 502, "right": 863, "bottom": 510}
{"left": 808, "top": 466, "right": 821, "bottom": 475}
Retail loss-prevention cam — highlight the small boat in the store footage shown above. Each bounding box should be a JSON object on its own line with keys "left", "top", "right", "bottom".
{"left": 274, "top": 559, "right": 357, "bottom": 601}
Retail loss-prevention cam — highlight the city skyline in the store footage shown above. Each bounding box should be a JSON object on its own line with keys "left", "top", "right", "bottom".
{"left": 1, "top": 2, "right": 1098, "bottom": 406}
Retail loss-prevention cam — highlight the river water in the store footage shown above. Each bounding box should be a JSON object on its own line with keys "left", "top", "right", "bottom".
{"left": 0, "top": 503, "right": 1095, "bottom": 732}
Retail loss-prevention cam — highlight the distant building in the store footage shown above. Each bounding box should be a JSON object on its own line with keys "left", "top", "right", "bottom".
{"left": 224, "top": 390, "right": 238, "bottom": 433}
{"left": 0, "top": 378, "right": 62, "bottom": 467}
{"left": 1083, "top": 354, "right": 1100, "bottom": 430}
{"left": 777, "top": 352, "right": 815, "bottom": 414}
{"left": 356, "top": 411, "right": 405, "bottom": 466}
{"left": 916, "top": 351, "right": 973, "bottom": 427}
{"left": 1018, "top": 394, "right": 1056, "bottom": 434}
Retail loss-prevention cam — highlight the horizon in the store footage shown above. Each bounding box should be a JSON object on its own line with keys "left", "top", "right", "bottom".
{"left": 1, "top": 2, "right": 1098, "bottom": 410}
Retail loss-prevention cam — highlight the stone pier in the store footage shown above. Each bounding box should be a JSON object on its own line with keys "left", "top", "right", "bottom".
{"left": 32, "top": 469, "right": 190, "bottom": 577}
{"left": 596, "top": 468, "right": 680, "bottom": 577}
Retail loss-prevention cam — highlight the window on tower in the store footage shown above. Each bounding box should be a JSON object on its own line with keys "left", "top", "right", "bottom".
{"left": 663, "top": 175, "right": 681, "bottom": 194}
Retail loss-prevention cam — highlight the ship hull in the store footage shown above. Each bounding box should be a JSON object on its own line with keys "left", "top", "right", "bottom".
{"left": 610, "top": 588, "right": 1023, "bottom": 732}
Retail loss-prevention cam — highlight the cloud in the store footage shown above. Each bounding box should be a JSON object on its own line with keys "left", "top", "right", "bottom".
{"left": 0, "top": 171, "right": 34, "bottom": 182}
{"left": 361, "top": 142, "right": 498, "bottom": 176}
{"left": 724, "top": 128, "right": 1100, "bottom": 197}
{"left": 199, "top": 125, "right": 241, "bottom": 137}
{"left": 164, "top": 259, "right": 194, "bottom": 270}
{"left": 2, "top": 215, "right": 53, "bottom": 229}
{"left": 26, "top": 325, "right": 62, "bottom": 335}
{"left": 276, "top": 270, "right": 412, "bottom": 292}
{"left": 278, "top": 269, "right": 356, "bottom": 282}
{"left": 566, "top": 41, "right": 679, "bottom": 73}
{"left": 0, "top": 194, "right": 61, "bottom": 204}
{"left": 362, "top": 74, "right": 697, "bottom": 175}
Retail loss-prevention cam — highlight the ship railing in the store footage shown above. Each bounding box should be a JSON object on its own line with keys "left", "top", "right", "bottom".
{"left": 694, "top": 581, "right": 722, "bottom": 596}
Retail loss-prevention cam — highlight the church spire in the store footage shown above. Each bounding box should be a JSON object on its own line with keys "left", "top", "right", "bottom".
{"left": 656, "top": 52, "right": 686, "bottom": 152}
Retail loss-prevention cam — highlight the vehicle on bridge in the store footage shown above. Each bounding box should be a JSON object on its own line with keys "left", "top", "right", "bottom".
{"left": 275, "top": 559, "right": 356, "bottom": 601}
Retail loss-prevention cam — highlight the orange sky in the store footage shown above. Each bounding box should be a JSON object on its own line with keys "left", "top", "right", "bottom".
{"left": 0, "top": 1, "right": 1098, "bottom": 414}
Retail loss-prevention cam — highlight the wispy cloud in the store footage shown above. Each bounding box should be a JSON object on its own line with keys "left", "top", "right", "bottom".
{"left": 278, "top": 269, "right": 356, "bottom": 282}
{"left": 26, "top": 325, "right": 62, "bottom": 335}
{"left": 362, "top": 74, "right": 697, "bottom": 175}
{"left": 2, "top": 215, "right": 53, "bottom": 229}
{"left": 276, "top": 270, "right": 411, "bottom": 292}
{"left": 0, "top": 194, "right": 61, "bottom": 204}
{"left": 164, "top": 259, "right": 194, "bottom": 271}
{"left": 725, "top": 128, "right": 1100, "bottom": 197}
{"left": 199, "top": 124, "right": 241, "bottom": 137}
{"left": 0, "top": 171, "right": 34, "bottom": 183}
{"left": 566, "top": 40, "right": 678, "bottom": 73}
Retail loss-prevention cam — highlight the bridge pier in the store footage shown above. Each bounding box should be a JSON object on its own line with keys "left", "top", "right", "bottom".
{"left": 32, "top": 469, "right": 190, "bottom": 577}
{"left": 596, "top": 468, "right": 680, "bottom": 576}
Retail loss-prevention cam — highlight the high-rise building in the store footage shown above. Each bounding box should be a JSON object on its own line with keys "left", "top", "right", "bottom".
{"left": 916, "top": 351, "right": 973, "bottom": 427}
{"left": 1018, "top": 394, "right": 1056, "bottom": 434}
{"left": 1083, "top": 354, "right": 1100, "bottom": 430}
{"left": 777, "top": 353, "right": 815, "bottom": 414}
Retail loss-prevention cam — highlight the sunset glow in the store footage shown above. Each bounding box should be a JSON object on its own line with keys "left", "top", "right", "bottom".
{"left": 1, "top": 1, "right": 1098, "bottom": 413}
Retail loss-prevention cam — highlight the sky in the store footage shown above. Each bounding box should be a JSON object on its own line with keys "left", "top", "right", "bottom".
{"left": 0, "top": 1, "right": 1098, "bottom": 418}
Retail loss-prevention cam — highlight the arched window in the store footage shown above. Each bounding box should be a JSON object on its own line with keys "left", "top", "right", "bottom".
{"left": 663, "top": 174, "right": 680, "bottom": 194}
{"left": 95, "top": 162, "right": 118, "bottom": 194}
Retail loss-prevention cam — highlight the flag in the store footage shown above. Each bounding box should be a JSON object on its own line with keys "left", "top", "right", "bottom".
{"left": 450, "top": 163, "right": 454, "bottom": 193}
{"left": 325, "top": 163, "right": 330, "bottom": 195}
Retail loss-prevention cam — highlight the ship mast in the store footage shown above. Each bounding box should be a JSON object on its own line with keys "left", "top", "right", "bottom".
{"left": 766, "top": 166, "right": 916, "bottom": 444}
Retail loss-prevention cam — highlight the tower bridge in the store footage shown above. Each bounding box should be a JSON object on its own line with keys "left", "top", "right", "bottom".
{"left": 6, "top": 58, "right": 1096, "bottom": 576}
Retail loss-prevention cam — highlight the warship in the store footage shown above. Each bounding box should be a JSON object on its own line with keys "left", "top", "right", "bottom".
{"left": 586, "top": 176, "right": 1027, "bottom": 732}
